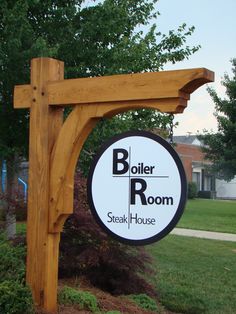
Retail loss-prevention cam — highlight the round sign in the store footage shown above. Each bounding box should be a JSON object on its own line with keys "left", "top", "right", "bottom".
{"left": 87, "top": 130, "right": 187, "bottom": 245}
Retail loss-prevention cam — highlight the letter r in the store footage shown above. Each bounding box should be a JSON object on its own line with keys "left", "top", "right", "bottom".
{"left": 130, "top": 178, "right": 147, "bottom": 205}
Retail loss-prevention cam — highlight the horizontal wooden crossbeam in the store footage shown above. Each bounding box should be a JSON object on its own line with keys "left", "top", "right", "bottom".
{"left": 14, "top": 68, "right": 214, "bottom": 110}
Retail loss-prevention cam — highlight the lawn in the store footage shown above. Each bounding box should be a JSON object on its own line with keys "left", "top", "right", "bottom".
{"left": 149, "top": 235, "right": 236, "bottom": 314}
{"left": 9, "top": 198, "right": 236, "bottom": 314}
{"left": 177, "top": 199, "right": 236, "bottom": 233}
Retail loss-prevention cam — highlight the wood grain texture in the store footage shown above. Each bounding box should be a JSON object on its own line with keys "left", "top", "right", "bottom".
{"left": 48, "top": 68, "right": 214, "bottom": 106}
{"left": 14, "top": 85, "right": 31, "bottom": 108}
{"left": 14, "top": 67, "right": 214, "bottom": 109}
{"left": 49, "top": 105, "right": 98, "bottom": 232}
{"left": 26, "top": 58, "right": 64, "bottom": 313}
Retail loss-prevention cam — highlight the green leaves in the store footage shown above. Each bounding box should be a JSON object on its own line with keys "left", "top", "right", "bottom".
{"left": 200, "top": 59, "right": 236, "bottom": 181}
{"left": 0, "top": 281, "right": 33, "bottom": 314}
{"left": 58, "top": 286, "right": 98, "bottom": 311}
{"left": 0, "top": 234, "right": 26, "bottom": 282}
{"left": 0, "top": 234, "right": 32, "bottom": 314}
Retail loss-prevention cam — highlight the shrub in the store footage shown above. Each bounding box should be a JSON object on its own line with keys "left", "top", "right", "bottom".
{"left": 105, "top": 311, "right": 121, "bottom": 314}
{"left": 58, "top": 286, "right": 98, "bottom": 312}
{"left": 0, "top": 233, "right": 26, "bottom": 282}
{"left": 198, "top": 190, "right": 216, "bottom": 199}
{"left": 0, "top": 232, "right": 32, "bottom": 314}
{"left": 188, "top": 182, "right": 197, "bottom": 199}
{"left": 130, "top": 294, "right": 159, "bottom": 312}
{"left": 59, "top": 171, "right": 155, "bottom": 296}
{"left": 0, "top": 280, "right": 33, "bottom": 314}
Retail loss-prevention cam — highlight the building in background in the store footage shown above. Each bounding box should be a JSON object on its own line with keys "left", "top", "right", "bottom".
{"left": 174, "top": 135, "right": 236, "bottom": 199}
{"left": 1, "top": 135, "right": 235, "bottom": 200}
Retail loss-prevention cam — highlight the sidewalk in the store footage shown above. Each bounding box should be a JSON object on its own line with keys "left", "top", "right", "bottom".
{"left": 171, "top": 228, "right": 236, "bottom": 242}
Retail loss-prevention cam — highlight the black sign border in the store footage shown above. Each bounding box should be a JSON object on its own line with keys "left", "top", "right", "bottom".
{"left": 87, "top": 130, "right": 187, "bottom": 246}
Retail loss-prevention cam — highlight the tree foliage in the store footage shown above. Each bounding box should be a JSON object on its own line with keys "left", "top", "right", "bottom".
{"left": 199, "top": 59, "right": 236, "bottom": 181}
{"left": 0, "top": 0, "right": 199, "bottom": 162}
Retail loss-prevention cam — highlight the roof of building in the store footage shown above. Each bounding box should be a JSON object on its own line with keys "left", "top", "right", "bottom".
{"left": 173, "top": 135, "right": 202, "bottom": 146}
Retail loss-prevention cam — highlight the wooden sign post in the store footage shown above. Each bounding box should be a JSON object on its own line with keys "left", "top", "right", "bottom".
{"left": 14, "top": 58, "right": 214, "bottom": 313}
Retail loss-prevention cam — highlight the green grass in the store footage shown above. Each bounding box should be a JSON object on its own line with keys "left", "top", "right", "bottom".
{"left": 16, "top": 223, "right": 26, "bottom": 235}
{"left": 149, "top": 235, "right": 236, "bottom": 314}
{"left": 177, "top": 199, "right": 236, "bottom": 233}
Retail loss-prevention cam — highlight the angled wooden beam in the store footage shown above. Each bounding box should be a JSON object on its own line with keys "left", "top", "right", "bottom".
{"left": 14, "top": 67, "right": 214, "bottom": 110}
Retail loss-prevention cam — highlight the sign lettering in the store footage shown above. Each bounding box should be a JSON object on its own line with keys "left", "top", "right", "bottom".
{"left": 87, "top": 131, "right": 187, "bottom": 245}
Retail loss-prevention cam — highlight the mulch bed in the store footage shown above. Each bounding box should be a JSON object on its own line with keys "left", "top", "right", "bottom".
{"left": 35, "top": 276, "right": 178, "bottom": 314}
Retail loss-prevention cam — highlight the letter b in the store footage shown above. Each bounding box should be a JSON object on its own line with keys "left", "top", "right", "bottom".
{"left": 113, "top": 149, "right": 129, "bottom": 175}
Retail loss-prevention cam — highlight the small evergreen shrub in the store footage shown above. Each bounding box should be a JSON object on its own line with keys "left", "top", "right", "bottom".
{"left": 188, "top": 182, "right": 198, "bottom": 199}
{"left": 130, "top": 293, "right": 158, "bottom": 312}
{"left": 58, "top": 286, "right": 98, "bottom": 312}
{"left": 105, "top": 311, "right": 121, "bottom": 314}
{"left": 0, "top": 280, "right": 33, "bottom": 314}
{"left": 0, "top": 233, "right": 26, "bottom": 282}
{"left": 0, "top": 232, "right": 33, "bottom": 314}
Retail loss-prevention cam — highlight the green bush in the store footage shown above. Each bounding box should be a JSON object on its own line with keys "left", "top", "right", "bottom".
{"left": 0, "top": 233, "right": 33, "bottom": 313}
{"left": 0, "top": 234, "right": 26, "bottom": 282}
{"left": 0, "top": 280, "right": 33, "bottom": 314}
{"left": 130, "top": 293, "right": 159, "bottom": 312}
{"left": 188, "top": 182, "right": 198, "bottom": 199}
{"left": 105, "top": 311, "right": 121, "bottom": 314}
{"left": 58, "top": 286, "right": 98, "bottom": 312}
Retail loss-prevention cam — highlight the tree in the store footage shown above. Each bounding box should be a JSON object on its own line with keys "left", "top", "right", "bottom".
{"left": 0, "top": 0, "right": 200, "bottom": 237}
{"left": 199, "top": 59, "right": 236, "bottom": 181}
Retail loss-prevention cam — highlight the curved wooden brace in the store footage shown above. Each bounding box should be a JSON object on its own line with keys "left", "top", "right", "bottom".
{"left": 49, "top": 105, "right": 98, "bottom": 232}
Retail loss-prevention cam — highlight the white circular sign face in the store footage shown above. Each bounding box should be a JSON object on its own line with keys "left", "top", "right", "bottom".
{"left": 87, "top": 131, "right": 187, "bottom": 245}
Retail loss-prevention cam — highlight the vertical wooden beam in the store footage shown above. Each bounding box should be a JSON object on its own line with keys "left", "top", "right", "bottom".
{"left": 26, "top": 58, "right": 64, "bottom": 313}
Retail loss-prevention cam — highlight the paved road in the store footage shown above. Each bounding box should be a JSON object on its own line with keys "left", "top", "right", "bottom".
{"left": 171, "top": 228, "right": 236, "bottom": 242}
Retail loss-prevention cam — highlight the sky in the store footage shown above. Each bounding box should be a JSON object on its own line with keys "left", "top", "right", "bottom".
{"left": 154, "top": 0, "right": 236, "bottom": 135}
